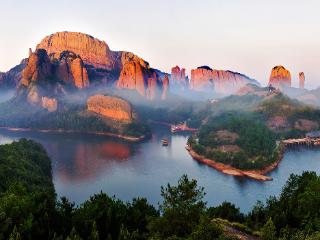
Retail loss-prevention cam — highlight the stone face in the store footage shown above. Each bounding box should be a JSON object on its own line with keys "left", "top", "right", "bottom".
{"left": 41, "top": 96, "right": 58, "bottom": 112}
{"left": 161, "top": 75, "right": 169, "bottom": 100}
{"left": 146, "top": 73, "right": 159, "bottom": 100}
{"left": 190, "top": 66, "right": 257, "bottom": 94}
{"left": 57, "top": 51, "right": 89, "bottom": 89}
{"left": 117, "top": 61, "right": 146, "bottom": 96}
{"left": 37, "top": 32, "right": 114, "bottom": 70}
{"left": 299, "top": 72, "right": 305, "bottom": 89}
{"left": 269, "top": 66, "right": 291, "bottom": 88}
{"left": 21, "top": 49, "right": 52, "bottom": 88}
{"left": 171, "top": 66, "right": 187, "bottom": 87}
{"left": 87, "top": 95, "right": 133, "bottom": 122}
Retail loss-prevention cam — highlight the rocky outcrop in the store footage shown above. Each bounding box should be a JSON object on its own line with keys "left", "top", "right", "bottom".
{"left": 57, "top": 51, "right": 89, "bottom": 89}
{"left": 41, "top": 96, "right": 58, "bottom": 112}
{"left": 20, "top": 49, "right": 52, "bottom": 88}
{"left": 37, "top": 32, "right": 114, "bottom": 70}
{"left": 171, "top": 66, "right": 187, "bottom": 88}
{"left": 117, "top": 61, "right": 146, "bottom": 96}
{"left": 19, "top": 49, "right": 90, "bottom": 105}
{"left": 299, "top": 72, "right": 305, "bottom": 89}
{"left": 87, "top": 95, "right": 133, "bottom": 122}
{"left": 146, "top": 73, "right": 159, "bottom": 100}
{"left": 190, "top": 66, "right": 258, "bottom": 94}
{"left": 161, "top": 75, "right": 169, "bottom": 100}
{"left": 269, "top": 66, "right": 291, "bottom": 89}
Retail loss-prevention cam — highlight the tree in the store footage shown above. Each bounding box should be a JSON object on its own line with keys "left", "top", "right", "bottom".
{"left": 90, "top": 221, "right": 99, "bottom": 240}
{"left": 9, "top": 226, "right": 21, "bottom": 240}
{"left": 189, "top": 216, "right": 223, "bottom": 240}
{"left": 151, "top": 175, "right": 206, "bottom": 238}
{"left": 261, "top": 218, "right": 276, "bottom": 240}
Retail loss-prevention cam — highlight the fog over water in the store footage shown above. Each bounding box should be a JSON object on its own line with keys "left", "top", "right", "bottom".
{"left": 1, "top": 125, "right": 320, "bottom": 213}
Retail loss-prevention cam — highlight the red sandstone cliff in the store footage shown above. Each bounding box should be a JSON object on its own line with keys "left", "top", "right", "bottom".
{"left": 57, "top": 51, "right": 89, "bottom": 89}
{"left": 37, "top": 32, "right": 114, "bottom": 70}
{"left": 161, "top": 75, "right": 169, "bottom": 100}
{"left": 87, "top": 95, "right": 133, "bottom": 122}
{"left": 171, "top": 66, "right": 187, "bottom": 88}
{"left": 269, "top": 66, "right": 291, "bottom": 89}
{"left": 190, "top": 66, "right": 258, "bottom": 94}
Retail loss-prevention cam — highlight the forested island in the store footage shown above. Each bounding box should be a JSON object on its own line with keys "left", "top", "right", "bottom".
{"left": 186, "top": 91, "right": 320, "bottom": 180}
{"left": 1, "top": 139, "right": 320, "bottom": 239}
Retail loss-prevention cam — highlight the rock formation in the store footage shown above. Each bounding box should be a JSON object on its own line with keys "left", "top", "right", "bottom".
{"left": 20, "top": 49, "right": 52, "bottom": 88}
{"left": 171, "top": 66, "right": 187, "bottom": 88}
{"left": 269, "top": 66, "right": 291, "bottom": 89}
{"left": 87, "top": 95, "right": 133, "bottom": 122}
{"left": 299, "top": 72, "right": 305, "bottom": 89}
{"left": 41, "top": 96, "right": 58, "bottom": 112}
{"left": 117, "top": 61, "right": 146, "bottom": 96}
{"left": 57, "top": 51, "right": 89, "bottom": 89}
{"left": 19, "top": 48, "right": 90, "bottom": 106}
{"left": 161, "top": 75, "right": 169, "bottom": 100}
{"left": 190, "top": 66, "right": 258, "bottom": 94}
{"left": 37, "top": 31, "right": 114, "bottom": 70}
{"left": 146, "top": 73, "right": 159, "bottom": 100}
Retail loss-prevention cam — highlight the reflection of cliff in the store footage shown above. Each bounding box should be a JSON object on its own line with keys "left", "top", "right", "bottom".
{"left": 54, "top": 141, "right": 132, "bottom": 182}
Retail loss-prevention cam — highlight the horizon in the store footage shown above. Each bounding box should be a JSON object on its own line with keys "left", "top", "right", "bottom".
{"left": 1, "top": 0, "right": 320, "bottom": 89}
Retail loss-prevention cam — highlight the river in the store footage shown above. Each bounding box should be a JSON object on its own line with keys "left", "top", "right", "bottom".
{"left": 1, "top": 126, "right": 320, "bottom": 213}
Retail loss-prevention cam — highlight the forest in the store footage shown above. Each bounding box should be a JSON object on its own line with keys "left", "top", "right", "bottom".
{"left": 1, "top": 140, "right": 320, "bottom": 239}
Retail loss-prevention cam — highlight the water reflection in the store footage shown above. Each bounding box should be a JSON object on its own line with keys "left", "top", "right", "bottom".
{"left": 1, "top": 127, "right": 320, "bottom": 213}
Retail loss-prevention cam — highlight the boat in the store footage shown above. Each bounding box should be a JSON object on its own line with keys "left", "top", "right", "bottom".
{"left": 162, "top": 139, "right": 169, "bottom": 146}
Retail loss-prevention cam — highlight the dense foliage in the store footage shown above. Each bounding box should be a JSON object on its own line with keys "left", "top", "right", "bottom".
{"left": 190, "top": 113, "right": 279, "bottom": 170}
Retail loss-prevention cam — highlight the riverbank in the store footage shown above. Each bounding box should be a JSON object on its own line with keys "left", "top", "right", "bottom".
{"left": 0, "top": 127, "right": 146, "bottom": 142}
{"left": 186, "top": 145, "right": 286, "bottom": 181}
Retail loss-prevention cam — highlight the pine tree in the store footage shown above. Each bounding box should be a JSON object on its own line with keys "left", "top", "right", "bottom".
{"left": 261, "top": 218, "right": 276, "bottom": 240}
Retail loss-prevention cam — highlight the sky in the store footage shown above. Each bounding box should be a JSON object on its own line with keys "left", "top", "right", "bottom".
{"left": 0, "top": 0, "right": 319, "bottom": 89}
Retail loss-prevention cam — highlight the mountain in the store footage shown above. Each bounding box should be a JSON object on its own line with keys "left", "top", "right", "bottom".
{"left": 35, "top": 31, "right": 168, "bottom": 100}
{"left": 189, "top": 66, "right": 260, "bottom": 94}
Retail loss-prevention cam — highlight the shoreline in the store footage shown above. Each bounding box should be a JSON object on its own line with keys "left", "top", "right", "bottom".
{"left": 186, "top": 145, "right": 286, "bottom": 181}
{"left": 0, "top": 126, "right": 146, "bottom": 142}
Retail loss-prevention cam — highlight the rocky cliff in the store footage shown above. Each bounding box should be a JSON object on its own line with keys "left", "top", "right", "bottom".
{"left": 87, "top": 95, "right": 133, "bottom": 122}
{"left": 269, "top": 66, "right": 291, "bottom": 89}
{"left": 37, "top": 31, "right": 115, "bottom": 70}
{"left": 190, "top": 66, "right": 259, "bottom": 94}
{"left": 171, "top": 66, "right": 187, "bottom": 89}
{"left": 57, "top": 51, "right": 89, "bottom": 89}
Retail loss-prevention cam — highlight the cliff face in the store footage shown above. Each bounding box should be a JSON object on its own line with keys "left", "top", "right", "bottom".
{"left": 19, "top": 49, "right": 90, "bottom": 108}
{"left": 116, "top": 61, "right": 146, "bottom": 96}
{"left": 161, "top": 75, "right": 169, "bottom": 100}
{"left": 57, "top": 51, "right": 89, "bottom": 89}
{"left": 37, "top": 32, "right": 114, "bottom": 70}
{"left": 190, "top": 66, "right": 258, "bottom": 94}
{"left": 171, "top": 66, "right": 187, "bottom": 88}
{"left": 269, "top": 66, "right": 291, "bottom": 88}
{"left": 87, "top": 95, "right": 133, "bottom": 122}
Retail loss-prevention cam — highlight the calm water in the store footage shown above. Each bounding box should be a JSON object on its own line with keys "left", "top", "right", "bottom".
{"left": 1, "top": 126, "right": 320, "bottom": 213}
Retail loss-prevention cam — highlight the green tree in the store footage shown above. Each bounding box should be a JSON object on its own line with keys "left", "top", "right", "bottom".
{"left": 261, "top": 218, "right": 276, "bottom": 240}
{"left": 9, "top": 226, "right": 21, "bottom": 240}
{"left": 90, "top": 221, "right": 99, "bottom": 240}
{"left": 151, "top": 175, "right": 206, "bottom": 238}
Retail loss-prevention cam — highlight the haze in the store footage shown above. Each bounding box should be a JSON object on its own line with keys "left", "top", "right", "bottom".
{"left": 0, "top": 0, "right": 319, "bottom": 89}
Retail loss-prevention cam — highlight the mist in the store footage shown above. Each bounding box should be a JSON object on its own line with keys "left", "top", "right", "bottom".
{"left": 0, "top": 90, "right": 15, "bottom": 103}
